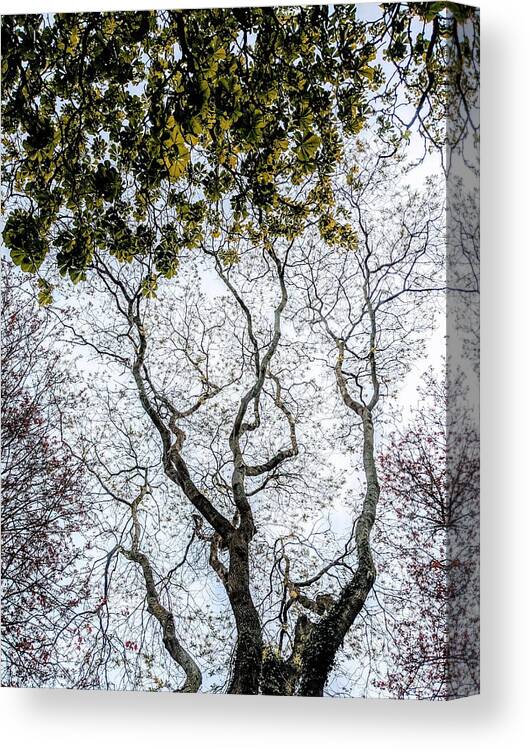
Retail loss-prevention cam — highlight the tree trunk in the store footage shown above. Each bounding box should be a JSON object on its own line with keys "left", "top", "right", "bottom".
{"left": 226, "top": 531, "right": 263, "bottom": 694}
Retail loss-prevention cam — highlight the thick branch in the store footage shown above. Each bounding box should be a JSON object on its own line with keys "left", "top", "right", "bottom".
{"left": 121, "top": 486, "right": 202, "bottom": 693}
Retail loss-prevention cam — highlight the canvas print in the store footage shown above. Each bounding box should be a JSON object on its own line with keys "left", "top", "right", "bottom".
{"left": 0, "top": 3, "right": 479, "bottom": 698}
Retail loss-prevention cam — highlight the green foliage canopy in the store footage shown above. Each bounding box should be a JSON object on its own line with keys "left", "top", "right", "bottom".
{"left": 1, "top": 5, "right": 478, "bottom": 285}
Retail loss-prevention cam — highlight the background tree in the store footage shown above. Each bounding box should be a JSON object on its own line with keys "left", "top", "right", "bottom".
{"left": 1, "top": 261, "right": 95, "bottom": 688}
{"left": 373, "top": 372, "right": 479, "bottom": 699}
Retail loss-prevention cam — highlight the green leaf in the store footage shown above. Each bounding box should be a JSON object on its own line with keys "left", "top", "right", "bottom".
{"left": 360, "top": 65, "right": 375, "bottom": 81}
{"left": 37, "top": 278, "right": 54, "bottom": 306}
{"left": 295, "top": 133, "right": 321, "bottom": 162}
{"left": 141, "top": 273, "right": 158, "bottom": 299}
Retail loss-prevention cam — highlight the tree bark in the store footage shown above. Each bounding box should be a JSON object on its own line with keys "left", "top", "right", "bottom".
{"left": 226, "top": 530, "right": 263, "bottom": 694}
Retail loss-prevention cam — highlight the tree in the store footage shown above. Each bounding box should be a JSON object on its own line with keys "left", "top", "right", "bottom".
{"left": 1, "top": 261, "right": 94, "bottom": 688}
{"left": 374, "top": 372, "right": 479, "bottom": 699}
{"left": 32, "top": 137, "right": 445, "bottom": 695}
